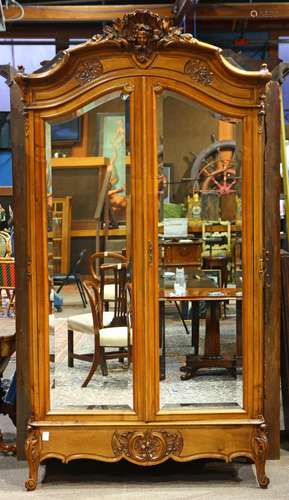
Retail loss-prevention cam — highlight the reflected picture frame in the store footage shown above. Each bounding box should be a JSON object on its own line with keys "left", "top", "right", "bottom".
{"left": 51, "top": 117, "right": 81, "bottom": 144}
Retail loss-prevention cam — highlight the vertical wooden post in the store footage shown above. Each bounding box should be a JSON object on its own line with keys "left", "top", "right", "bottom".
{"left": 264, "top": 80, "right": 281, "bottom": 459}
{"left": 1, "top": 64, "right": 31, "bottom": 459}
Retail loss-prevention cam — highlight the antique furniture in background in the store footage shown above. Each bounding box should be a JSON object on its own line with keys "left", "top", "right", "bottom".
{"left": 53, "top": 249, "right": 87, "bottom": 307}
{"left": 15, "top": 10, "right": 274, "bottom": 490}
{"left": 0, "top": 330, "right": 16, "bottom": 453}
{"left": 0, "top": 257, "right": 16, "bottom": 313}
{"left": 67, "top": 279, "right": 131, "bottom": 387}
{"left": 88, "top": 251, "right": 127, "bottom": 312}
{"left": 281, "top": 250, "right": 289, "bottom": 436}
{"left": 50, "top": 197, "right": 72, "bottom": 274}
{"left": 0, "top": 231, "right": 11, "bottom": 258}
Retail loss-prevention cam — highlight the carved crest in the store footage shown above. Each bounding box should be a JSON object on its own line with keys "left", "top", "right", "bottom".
{"left": 75, "top": 59, "right": 103, "bottom": 86}
{"left": 184, "top": 59, "right": 214, "bottom": 85}
{"left": 92, "top": 10, "right": 193, "bottom": 66}
{"left": 112, "top": 430, "right": 183, "bottom": 463}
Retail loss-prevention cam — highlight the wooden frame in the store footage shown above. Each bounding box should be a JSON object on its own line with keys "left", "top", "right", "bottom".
{"left": 15, "top": 10, "right": 274, "bottom": 490}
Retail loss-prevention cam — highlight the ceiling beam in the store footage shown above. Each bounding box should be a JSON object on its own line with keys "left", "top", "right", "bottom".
{"left": 4, "top": 4, "right": 173, "bottom": 23}
{"left": 175, "top": 2, "right": 289, "bottom": 21}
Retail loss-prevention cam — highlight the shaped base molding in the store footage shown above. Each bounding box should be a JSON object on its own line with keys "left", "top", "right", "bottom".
{"left": 24, "top": 422, "right": 269, "bottom": 490}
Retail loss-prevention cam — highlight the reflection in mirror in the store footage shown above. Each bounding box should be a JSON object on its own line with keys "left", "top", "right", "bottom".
{"left": 157, "top": 91, "right": 243, "bottom": 409}
{"left": 46, "top": 92, "right": 133, "bottom": 410}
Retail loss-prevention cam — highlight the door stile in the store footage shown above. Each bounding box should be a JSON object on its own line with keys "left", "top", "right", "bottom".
{"left": 34, "top": 112, "right": 51, "bottom": 418}
{"left": 242, "top": 111, "right": 264, "bottom": 419}
{"left": 25, "top": 110, "right": 44, "bottom": 421}
{"left": 240, "top": 113, "right": 254, "bottom": 416}
{"left": 142, "top": 78, "right": 162, "bottom": 420}
{"left": 251, "top": 109, "right": 265, "bottom": 419}
{"left": 131, "top": 77, "right": 154, "bottom": 421}
{"left": 263, "top": 81, "right": 280, "bottom": 457}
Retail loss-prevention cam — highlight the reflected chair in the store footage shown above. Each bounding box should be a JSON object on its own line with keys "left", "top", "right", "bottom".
{"left": 88, "top": 251, "right": 127, "bottom": 314}
{"left": 53, "top": 248, "right": 87, "bottom": 308}
{"left": 0, "top": 258, "right": 16, "bottom": 313}
{"left": 67, "top": 279, "right": 132, "bottom": 387}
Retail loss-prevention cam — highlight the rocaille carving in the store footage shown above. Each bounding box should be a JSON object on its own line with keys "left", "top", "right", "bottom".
{"left": 75, "top": 59, "right": 103, "bottom": 86}
{"left": 252, "top": 423, "right": 270, "bottom": 489}
{"left": 257, "top": 92, "right": 266, "bottom": 134}
{"left": 153, "top": 83, "right": 164, "bottom": 95}
{"left": 184, "top": 59, "right": 214, "bottom": 85}
{"left": 112, "top": 430, "right": 183, "bottom": 463}
{"left": 91, "top": 10, "right": 196, "bottom": 65}
{"left": 24, "top": 112, "right": 29, "bottom": 137}
{"left": 122, "top": 83, "right": 135, "bottom": 95}
{"left": 253, "top": 423, "right": 268, "bottom": 459}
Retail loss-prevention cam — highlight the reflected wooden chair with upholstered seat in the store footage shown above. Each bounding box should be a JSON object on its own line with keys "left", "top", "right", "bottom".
{"left": 67, "top": 279, "right": 132, "bottom": 387}
{"left": 88, "top": 251, "right": 127, "bottom": 314}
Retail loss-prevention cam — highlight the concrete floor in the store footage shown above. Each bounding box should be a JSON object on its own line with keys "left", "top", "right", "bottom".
{"left": 2, "top": 292, "right": 289, "bottom": 499}
{"left": 1, "top": 412, "right": 289, "bottom": 500}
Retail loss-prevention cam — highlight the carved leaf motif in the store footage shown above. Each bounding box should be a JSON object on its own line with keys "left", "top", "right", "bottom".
{"left": 253, "top": 424, "right": 268, "bottom": 458}
{"left": 112, "top": 430, "right": 183, "bottom": 463}
{"left": 75, "top": 59, "right": 103, "bottom": 86}
{"left": 257, "top": 92, "right": 266, "bottom": 134}
{"left": 184, "top": 59, "right": 214, "bottom": 85}
{"left": 252, "top": 423, "right": 270, "bottom": 489}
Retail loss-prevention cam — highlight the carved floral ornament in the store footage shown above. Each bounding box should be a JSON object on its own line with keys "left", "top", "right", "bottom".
{"left": 112, "top": 430, "right": 183, "bottom": 463}
{"left": 184, "top": 59, "right": 214, "bottom": 86}
{"left": 74, "top": 59, "right": 104, "bottom": 86}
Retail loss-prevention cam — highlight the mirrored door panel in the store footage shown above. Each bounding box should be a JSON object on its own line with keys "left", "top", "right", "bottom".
{"left": 157, "top": 90, "right": 243, "bottom": 410}
{"left": 46, "top": 92, "right": 133, "bottom": 411}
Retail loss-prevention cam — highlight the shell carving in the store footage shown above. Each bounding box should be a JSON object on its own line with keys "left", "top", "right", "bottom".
{"left": 112, "top": 430, "right": 183, "bottom": 463}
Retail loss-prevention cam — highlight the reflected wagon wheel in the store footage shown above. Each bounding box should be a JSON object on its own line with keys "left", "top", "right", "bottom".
{"left": 199, "top": 159, "right": 238, "bottom": 195}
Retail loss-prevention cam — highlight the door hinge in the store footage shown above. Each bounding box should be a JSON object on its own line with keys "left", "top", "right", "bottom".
{"left": 148, "top": 241, "right": 153, "bottom": 265}
{"left": 258, "top": 249, "right": 271, "bottom": 288}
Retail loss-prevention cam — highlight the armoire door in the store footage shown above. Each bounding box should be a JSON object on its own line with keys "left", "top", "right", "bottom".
{"left": 143, "top": 77, "right": 264, "bottom": 423}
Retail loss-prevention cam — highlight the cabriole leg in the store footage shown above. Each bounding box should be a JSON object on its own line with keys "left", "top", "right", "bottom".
{"left": 253, "top": 423, "right": 270, "bottom": 489}
{"left": 25, "top": 429, "right": 41, "bottom": 491}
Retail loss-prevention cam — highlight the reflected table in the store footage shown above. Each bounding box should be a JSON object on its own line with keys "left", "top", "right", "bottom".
{"left": 159, "top": 286, "right": 242, "bottom": 380}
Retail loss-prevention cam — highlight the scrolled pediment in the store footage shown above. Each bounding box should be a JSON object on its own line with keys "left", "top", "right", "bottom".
{"left": 90, "top": 9, "right": 196, "bottom": 66}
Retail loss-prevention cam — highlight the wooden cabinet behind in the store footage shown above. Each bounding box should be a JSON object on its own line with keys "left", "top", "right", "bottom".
{"left": 51, "top": 197, "right": 72, "bottom": 274}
